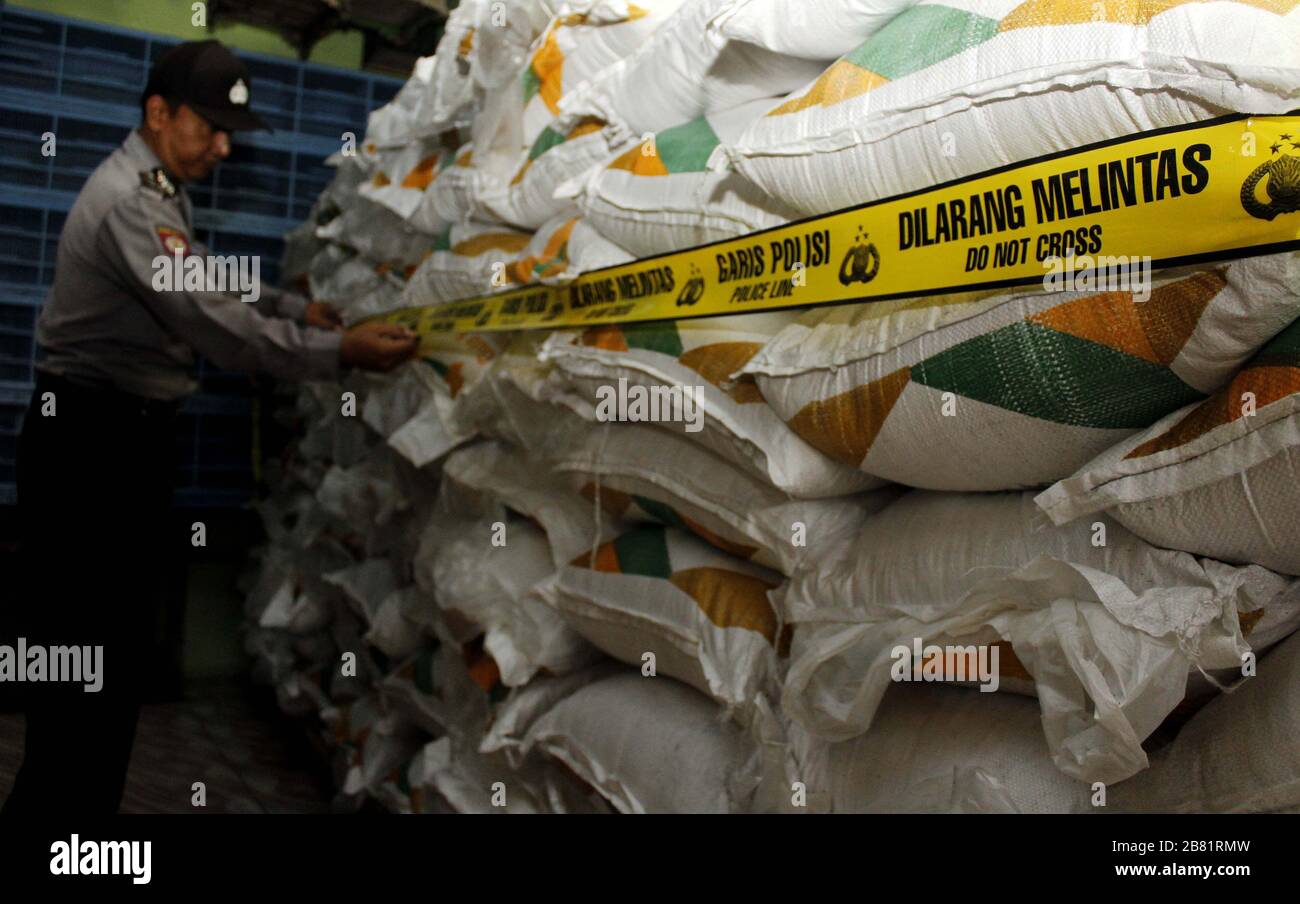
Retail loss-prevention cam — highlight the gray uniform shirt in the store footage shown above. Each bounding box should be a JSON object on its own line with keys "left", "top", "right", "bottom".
{"left": 36, "top": 129, "right": 341, "bottom": 401}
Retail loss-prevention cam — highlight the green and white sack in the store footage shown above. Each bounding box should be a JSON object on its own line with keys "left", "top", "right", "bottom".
{"left": 1038, "top": 316, "right": 1300, "bottom": 576}
{"left": 546, "top": 414, "right": 898, "bottom": 574}
{"left": 742, "top": 254, "right": 1300, "bottom": 491}
{"left": 544, "top": 522, "right": 786, "bottom": 712}
{"left": 541, "top": 313, "right": 881, "bottom": 497}
{"left": 518, "top": 0, "right": 687, "bottom": 147}
{"left": 721, "top": 0, "right": 1300, "bottom": 216}
{"left": 570, "top": 99, "right": 800, "bottom": 256}
{"left": 401, "top": 221, "right": 533, "bottom": 305}
{"left": 472, "top": 0, "right": 562, "bottom": 92}
{"left": 485, "top": 118, "right": 627, "bottom": 229}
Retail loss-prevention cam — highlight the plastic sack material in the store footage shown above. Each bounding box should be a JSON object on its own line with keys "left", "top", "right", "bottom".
{"left": 742, "top": 254, "right": 1300, "bottom": 491}
{"left": 1037, "top": 316, "right": 1300, "bottom": 577}
{"left": 720, "top": 0, "right": 1300, "bottom": 218}
{"left": 519, "top": 671, "right": 760, "bottom": 813}
{"left": 569, "top": 98, "right": 800, "bottom": 256}
{"left": 541, "top": 312, "right": 882, "bottom": 497}
{"left": 544, "top": 522, "right": 786, "bottom": 713}
{"left": 707, "top": 0, "right": 920, "bottom": 61}
{"left": 778, "top": 490, "right": 1297, "bottom": 785}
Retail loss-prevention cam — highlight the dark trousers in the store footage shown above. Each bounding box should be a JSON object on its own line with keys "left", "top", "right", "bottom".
{"left": 2, "top": 372, "right": 177, "bottom": 814}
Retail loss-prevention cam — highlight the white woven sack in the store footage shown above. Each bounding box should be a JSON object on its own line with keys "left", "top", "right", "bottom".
{"left": 558, "top": 0, "right": 827, "bottom": 137}
{"left": 741, "top": 254, "right": 1300, "bottom": 491}
{"left": 498, "top": 214, "right": 634, "bottom": 286}
{"left": 707, "top": 0, "right": 920, "bottom": 60}
{"left": 1037, "top": 316, "right": 1300, "bottom": 576}
{"left": 430, "top": 516, "right": 600, "bottom": 685}
{"left": 570, "top": 98, "right": 800, "bottom": 256}
{"left": 545, "top": 522, "right": 786, "bottom": 713}
{"left": 356, "top": 138, "right": 451, "bottom": 223}
{"left": 442, "top": 439, "right": 618, "bottom": 565}
{"left": 485, "top": 122, "right": 631, "bottom": 230}
{"left": 540, "top": 310, "right": 881, "bottom": 498}
{"left": 544, "top": 414, "right": 898, "bottom": 574}
{"left": 400, "top": 220, "right": 533, "bottom": 305}
{"left": 720, "top": 0, "right": 1300, "bottom": 217}
{"left": 520, "top": 671, "right": 759, "bottom": 812}
{"left": 1110, "top": 629, "right": 1300, "bottom": 813}
{"left": 779, "top": 489, "right": 1297, "bottom": 785}
{"left": 425, "top": 0, "right": 486, "bottom": 129}
{"left": 363, "top": 54, "right": 436, "bottom": 150}
{"left": 760, "top": 682, "right": 1093, "bottom": 813}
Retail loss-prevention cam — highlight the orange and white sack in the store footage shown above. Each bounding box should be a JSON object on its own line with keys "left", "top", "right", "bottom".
{"left": 720, "top": 0, "right": 1300, "bottom": 217}
{"left": 540, "top": 313, "right": 886, "bottom": 498}
{"left": 569, "top": 98, "right": 799, "bottom": 256}
{"left": 499, "top": 214, "right": 634, "bottom": 287}
{"left": 543, "top": 522, "right": 786, "bottom": 714}
{"left": 742, "top": 254, "right": 1300, "bottom": 491}
{"left": 1037, "top": 316, "right": 1300, "bottom": 577}
{"left": 401, "top": 220, "right": 533, "bottom": 305}
{"left": 546, "top": 416, "right": 898, "bottom": 575}
{"left": 557, "top": 0, "right": 826, "bottom": 137}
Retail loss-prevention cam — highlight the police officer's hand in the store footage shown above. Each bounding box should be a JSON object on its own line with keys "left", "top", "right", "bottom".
{"left": 339, "top": 321, "right": 419, "bottom": 372}
{"left": 304, "top": 301, "right": 343, "bottom": 331}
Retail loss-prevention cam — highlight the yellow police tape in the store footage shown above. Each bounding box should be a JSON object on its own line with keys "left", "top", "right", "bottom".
{"left": 377, "top": 113, "right": 1300, "bottom": 337}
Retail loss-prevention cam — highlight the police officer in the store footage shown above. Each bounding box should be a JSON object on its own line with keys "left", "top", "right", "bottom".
{"left": 2, "top": 40, "right": 417, "bottom": 813}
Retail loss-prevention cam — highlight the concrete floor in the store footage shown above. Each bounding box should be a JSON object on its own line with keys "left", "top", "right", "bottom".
{"left": 0, "top": 678, "right": 334, "bottom": 814}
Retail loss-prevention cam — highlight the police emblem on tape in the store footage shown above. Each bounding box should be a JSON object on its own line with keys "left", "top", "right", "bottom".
{"left": 156, "top": 227, "right": 191, "bottom": 256}
{"left": 838, "top": 228, "right": 880, "bottom": 286}
{"left": 1241, "top": 137, "right": 1300, "bottom": 221}
{"left": 675, "top": 264, "right": 705, "bottom": 307}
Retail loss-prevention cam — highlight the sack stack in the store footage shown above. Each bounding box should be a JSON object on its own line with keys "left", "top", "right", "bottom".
{"left": 246, "top": 0, "right": 1300, "bottom": 813}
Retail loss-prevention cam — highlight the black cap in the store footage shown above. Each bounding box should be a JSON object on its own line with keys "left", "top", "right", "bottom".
{"left": 143, "top": 40, "right": 270, "bottom": 133}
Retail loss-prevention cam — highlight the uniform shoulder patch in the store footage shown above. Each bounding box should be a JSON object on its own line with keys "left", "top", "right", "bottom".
{"left": 157, "top": 226, "right": 191, "bottom": 256}
{"left": 139, "top": 167, "right": 178, "bottom": 199}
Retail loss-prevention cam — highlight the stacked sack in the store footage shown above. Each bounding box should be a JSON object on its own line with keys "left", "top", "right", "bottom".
{"left": 246, "top": 0, "right": 1300, "bottom": 813}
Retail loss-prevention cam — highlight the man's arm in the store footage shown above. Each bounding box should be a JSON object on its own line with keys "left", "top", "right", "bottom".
{"left": 185, "top": 234, "right": 311, "bottom": 322}
{"left": 97, "top": 189, "right": 342, "bottom": 382}
{"left": 257, "top": 283, "right": 311, "bottom": 322}
{"left": 258, "top": 285, "right": 344, "bottom": 330}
